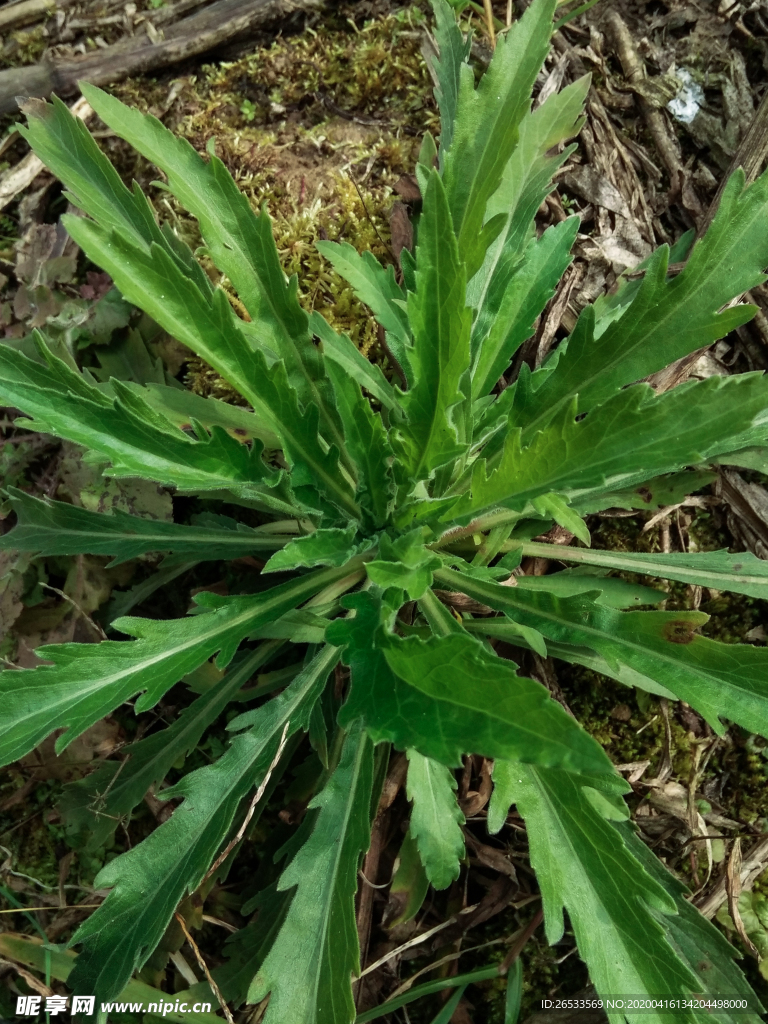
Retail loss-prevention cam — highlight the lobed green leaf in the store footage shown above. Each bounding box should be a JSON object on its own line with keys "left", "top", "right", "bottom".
{"left": 0, "top": 339, "right": 302, "bottom": 514}
{"left": 310, "top": 310, "right": 401, "bottom": 414}
{"left": 451, "top": 374, "right": 768, "bottom": 521}
{"left": 324, "top": 357, "right": 395, "bottom": 528}
{"left": 513, "top": 569, "right": 665, "bottom": 609}
{"left": 58, "top": 645, "right": 279, "bottom": 851}
{"left": 513, "top": 167, "right": 768, "bottom": 437}
{"left": 0, "top": 563, "right": 355, "bottom": 767}
{"left": 428, "top": 0, "right": 472, "bottom": 166}
{"left": 126, "top": 380, "right": 280, "bottom": 449}
{"left": 77, "top": 84, "right": 344, "bottom": 454}
{"left": 211, "top": 883, "right": 291, "bottom": 1007}
{"left": 490, "top": 764, "right": 704, "bottom": 1024}
{"left": 312, "top": 247, "right": 413, "bottom": 385}
{"left": 513, "top": 541, "right": 768, "bottom": 601}
{"left": 441, "top": 0, "right": 557, "bottom": 277}
{"left": 618, "top": 821, "right": 765, "bottom": 1024}
{"left": 263, "top": 524, "right": 363, "bottom": 573}
{"left": 405, "top": 748, "right": 465, "bottom": 890}
{"left": 57, "top": 217, "right": 359, "bottom": 518}
{"left": 0, "top": 488, "right": 293, "bottom": 566}
{"left": 365, "top": 531, "right": 442, "bottom": 600}
{"left": 17, "top": 95, "right": 211, "bottom": 296}
{"left": 472, "top": 75, "right": 588, "bottom": 297}
{"left": 471, "top": 218, "right": 579, "bottom": 400}
{"left": 67, "top": 646, "right": 338, "bottom": 1004}
{"left": 248, "top": 719, "right": 374, "bottom": 1024}
{"left": 394, "top": 170, "right": 471, "bottom": 485}
{"left": 329, "top": 591, "right": 613, "bottom": 772}
{"left": 571, "top": 468, "right": 717, "bottom": 516}
{"left": 440, "top": 567, "right": 768, "bottom": 737}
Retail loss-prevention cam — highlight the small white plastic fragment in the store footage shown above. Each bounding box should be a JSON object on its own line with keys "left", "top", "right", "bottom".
{"left": 667, "top": 68, "right": 704, "bottom": 125}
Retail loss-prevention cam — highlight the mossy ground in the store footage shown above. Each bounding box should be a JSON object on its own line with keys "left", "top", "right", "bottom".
{"left": 94, "top": 3, "right": 438, "bottom": 396}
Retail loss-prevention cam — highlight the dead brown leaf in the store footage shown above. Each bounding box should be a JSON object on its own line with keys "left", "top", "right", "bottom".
{"left": 727, "top": 837, "right": 760, "bottom": 958}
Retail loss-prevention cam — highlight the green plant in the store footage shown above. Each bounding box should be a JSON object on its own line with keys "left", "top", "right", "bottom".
{"left": 239, "top": 98, "right": 257, "bottom": 122}
{"left": 3, "top": 0, "right": 768, "bottom": 1019}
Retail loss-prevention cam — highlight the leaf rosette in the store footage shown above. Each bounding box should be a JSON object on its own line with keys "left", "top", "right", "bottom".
{"left": 2, "top": 2, "right": 768, "bottom": 1020}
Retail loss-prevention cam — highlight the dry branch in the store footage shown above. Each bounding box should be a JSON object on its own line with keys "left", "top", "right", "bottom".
{"left": 0, "top": 0, "right": 76, "bottom": 34}
{"left": 0, "top": 0, "right": 323, "bottom": 115}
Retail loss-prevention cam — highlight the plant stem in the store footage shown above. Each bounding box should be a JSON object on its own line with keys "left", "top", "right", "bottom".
{"left": 418, "top": 588, "right": 463, "bottom": 635}
{"left": 354, "top": 966, "right": 501, "bottom": 1023}
{"left": 432, "top": 509, "right": 527, "bottom": 548}
{"left": 499, "top": 539, "right": 596, "bottom": 563}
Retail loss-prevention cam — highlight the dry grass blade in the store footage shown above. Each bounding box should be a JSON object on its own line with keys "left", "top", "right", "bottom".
{"left": 726, "top": 838, "right": 760, "bottom": 958}
{"left": 0, "top": 956, "right": 53, "bottom": 997}
{"left": 200, "top": 719, "right": 291, "bottom": 889}
{"left": 697, "top": 835, "right": 768, "bottom": 920}
{"left": 483, "top": 0, "right": 497, "bottom": 48}
{"left": 174, "top": 912, "right": 235, "bottom": 1024}
{"left": 0, "top": 904, "right": 101, "bottom": 914}
{"left": 359, "top": 904, "right": 481, "bottom": 978}
{"left": 498, "top": 906, "right": 544, "bottom": 974}
{"left": 39, "top": 583, "right": 108, "bottom": 641}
